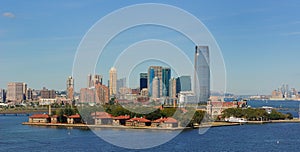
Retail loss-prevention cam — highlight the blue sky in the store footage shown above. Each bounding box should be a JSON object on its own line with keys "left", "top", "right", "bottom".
{"left": 1, "top": 0, "right": 300, "bottom": 95}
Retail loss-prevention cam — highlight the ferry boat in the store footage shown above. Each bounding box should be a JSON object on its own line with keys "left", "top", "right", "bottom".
{"left": 225, "top": 117, "right": 247, "bottom": 123}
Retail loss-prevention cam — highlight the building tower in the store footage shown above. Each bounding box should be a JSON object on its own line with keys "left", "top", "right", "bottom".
{"left": 109, "top": 67, "right": 117, "bottom": 96}
{"left": 66, "top": 76, "right": 74, "bottom": 100}
{"left": 139, "top": 73, "right": 148, "bottom": 90}
{"left": 162, "top": 67, "right": 171, "bottom": 97}
{"left": 169, "top": 78, "right": 177, "bottom": 98}
{"left": 148, "top": 66, "right": 162, "bottom": 96}
{"left": 87, "top": 74, "right": 93, "bottom": 88}
{"left": 7, "top": 82, "right": 26, "bottom": 102}
{"left": 93, "top": 74, "right": 103, "bottom": 86}
{"left": 152, "top": 77, "right": 160, "bottom": 99}
{"left": 194, "top": 46, "right": 210, "bottom": 103}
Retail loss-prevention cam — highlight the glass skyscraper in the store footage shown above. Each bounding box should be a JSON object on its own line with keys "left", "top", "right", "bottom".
{"left": 162, "top": 67, "right": 171, "bottom": 97}
{"left": 176, "top": 76, "right": 192, "bottom": 94}
{"left": 194, "top": 46, "right": 210, "bottom": 103}
{"left": 139, "top": 73, "right": 148, "bottom": 90}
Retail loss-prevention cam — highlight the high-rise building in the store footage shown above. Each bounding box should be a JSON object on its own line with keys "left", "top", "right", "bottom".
{"left": 26, "top": 88, "right": 33, "bottom": 101}
{"left": 176, "top": 76, "right": 192, "bottom": 94}
{"left": 0, "top": 89, "right": 6, "bottom": 102}
{"left": 148, "top": 66, "right": 162, "bottom": 96}
{"left": 40, "top": 88, "right": 56, "bottom": 99}
{"left": 7, "top": 82, "right": 26, "bottom": 102}
{"left": 66, "top": 76, "right": 74, "bottom": 100}
{"left": 95, "top": 83, "right": 109, "bottom": 104}
{"left": 162, "top": 67, "right": 171, "bottom": 96}
{"left": 152, "top": 77, "right": 160, "bottom": 99}
{"left": 87, "top": 74, "right": 93, "bottom": 88}
{"left": 117, "top": 77, "right": 126, "bottom": 93}
{"left": 139, "top": 73, "right": 148, "bottom": 90}
{"left": 194, "top": 46, "right": 210, "bottom": 103}
{"left": 80, "top": 88, "right": 96, "bottom": 103}
{"left": 93, "top": 74, "right": 103, "bottom": 86}
{"left": 109, "top": 67, "right": 117, "bottom": 96}
{"left": 169, "top": 78, "right": 177, "bottom": 98}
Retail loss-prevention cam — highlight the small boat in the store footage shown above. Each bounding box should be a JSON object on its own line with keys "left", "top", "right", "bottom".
{"left": 225, "top": 116, "right": 247, "bottom": 123}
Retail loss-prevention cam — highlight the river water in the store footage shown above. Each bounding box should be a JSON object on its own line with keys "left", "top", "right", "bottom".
{"left": 1, "top": 100, "right": 300, "bottom": 151}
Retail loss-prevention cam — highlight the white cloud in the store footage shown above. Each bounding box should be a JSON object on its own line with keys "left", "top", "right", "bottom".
{"left": 2, "top": 12, "right": 15, "bottom": 18}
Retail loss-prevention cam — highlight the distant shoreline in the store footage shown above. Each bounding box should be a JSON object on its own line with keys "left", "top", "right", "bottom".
{"left": 22, "top": 119, "right": 300, "bottom": 130}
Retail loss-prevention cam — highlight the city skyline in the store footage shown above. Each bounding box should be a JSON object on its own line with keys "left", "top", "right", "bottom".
{"left": 1, "top": 1, "right": 300, "bottom": 95}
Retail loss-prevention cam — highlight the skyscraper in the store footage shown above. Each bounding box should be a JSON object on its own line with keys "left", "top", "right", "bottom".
{"left": 117, "top": 77, "right": 126, "bottom": 94}
{"left": 139, "top": 73, "right": 148, "bottom": 90}
{"left": 109, "top": 67, "right": 117, "bottom": 96}
{"left": 93, "top": 74, "right": 103, "bottom": 86}
{"left": 148, "top": 66, "right": 162, "bottom": 96}
{"left": 66, "top": 76, "right": 74, "bottom": 100}
{"left": 194, "top": 46, "right": 210, "bottom": 103}
{"left": 176, "top": 76, "right": 192, "bottom": 94}
{"left": 7, "top": 82, "right": 26, "bottom": 102}
{"left": 152, "top": 77, "right": 160, "bottom": 99}
{"left": 162, "top": 67, "right": 171, "bottom": 96}
{"left": 87, "top": 74, "right": 93, "bottom": 88}
{"left": 169, "top": 78, "right": 177, "bottom": 98}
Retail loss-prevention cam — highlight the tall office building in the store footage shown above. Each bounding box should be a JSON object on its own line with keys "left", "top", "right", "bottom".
{"left": 117, "top": 77, "right": 126, "bottom": 93}
{"left": 139, "top": 73, "right": 148, "bottom": 90}
{"left": 7, "top": 82, "right": 26, "bottom": 102}
{"left": 66, "top": 76, "right": 74, "bottom": 100}
{"left": 109, "top": 67, "right": 117, "bottom": 96}
{"left": 176, "top": 76, "right": 192, "bottom": 94}
{"left": 148, "top": 66, "right": 162, "bottom": 96}
{"left": 93, "top": 74, "right": 103, "bottom": 86}
{"left": 152, "top": 77, "right": 160, "bottom": 99}
{"left": 162, "top": 67, "right": 171, "bottom": 96}
{"left": 169, "top": 78, "right": 177, "bottom": 98}
{"left": 40, "top": 88, "right": 56, "bottom": 99}
{"left": 194, "top": 46, "right": 210, "bottom": 103}
{"left": 87, "top": 74, "right": 93, "bottom": 88}
{"left": 0, "top": 89, "right": 6, "bottom": 102}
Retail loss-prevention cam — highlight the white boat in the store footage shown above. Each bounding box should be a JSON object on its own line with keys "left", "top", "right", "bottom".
{"left": 225, "top": 116, "right": 247, "bottom": 123}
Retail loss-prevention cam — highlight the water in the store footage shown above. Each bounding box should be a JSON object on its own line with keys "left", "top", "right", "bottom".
{"left": 1, "top": 115, "right": 300, "bottom": 151}
{"left": 248, "top": 100, "right": 300, "bottom": 118}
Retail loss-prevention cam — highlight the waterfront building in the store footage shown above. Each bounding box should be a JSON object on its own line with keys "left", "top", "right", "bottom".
{"left": 126, "top": 117, "right": 151, "bottom": 127}
{"left": 194, "top": 46, "right": 210, "bottom": 103}
{"left": 109, "top": 67, "right": 117, "bottom": 96}
{"left": 151, "top": 117, "right": 178, "bottom": 128}
{"left": 162, "top": 67, "right": 171, "bottom": 97}
{"left": 6, "top": 82, "right": 26, "bottom": 102}
{"left": 67, "top": 114, "right": 82, "bottom": 124}
{"left": 66, "top": 76, "right": 74, "bottom": 100}
{"left": 152, "top": 77, "right": 160, "bottom": 99}
{"left": 91, "top": 112, "right": 113, "bottom": 125}
{"left": 29, "top": 114, "right": 50, "bottom": 123}
{"left": 206, "top": 100, "right": 247, "bottom": 118}
{"left": 139, "top": 73, "right": 148, "bottom": 90}
{"left": 112, "top": 115, "right": 131, "bottom": 126}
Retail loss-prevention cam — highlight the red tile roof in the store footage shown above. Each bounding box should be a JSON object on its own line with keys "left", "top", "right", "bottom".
{"left": 165, "top": 117, "right": 178, "bottom": 123}
{"left": 68, "top": 114, "right": 81, "bottom": 119}
{"left": 51, "top": 115, "right": 58, "bottom": 118}
{"left": 153, "top": 117, "right": 167, "bottom": 123}
{"left": 30, "top": 114, "right": 50, "bottom": 118}
{"left": 91, "top": 112, "right": 112, "bottom": 119}
{"left": 153, "top": 117, "right": 178, "bottom": 123}
{"left": 126, "top": 117, "right": 150, "bottom": 123}
{"left": 113, "top": 115, "right": 130, "bottom": 120}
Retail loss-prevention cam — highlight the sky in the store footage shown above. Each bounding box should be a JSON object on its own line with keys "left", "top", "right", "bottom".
{"left": 1, "top": 0, "right": 300, "bottom": 95}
